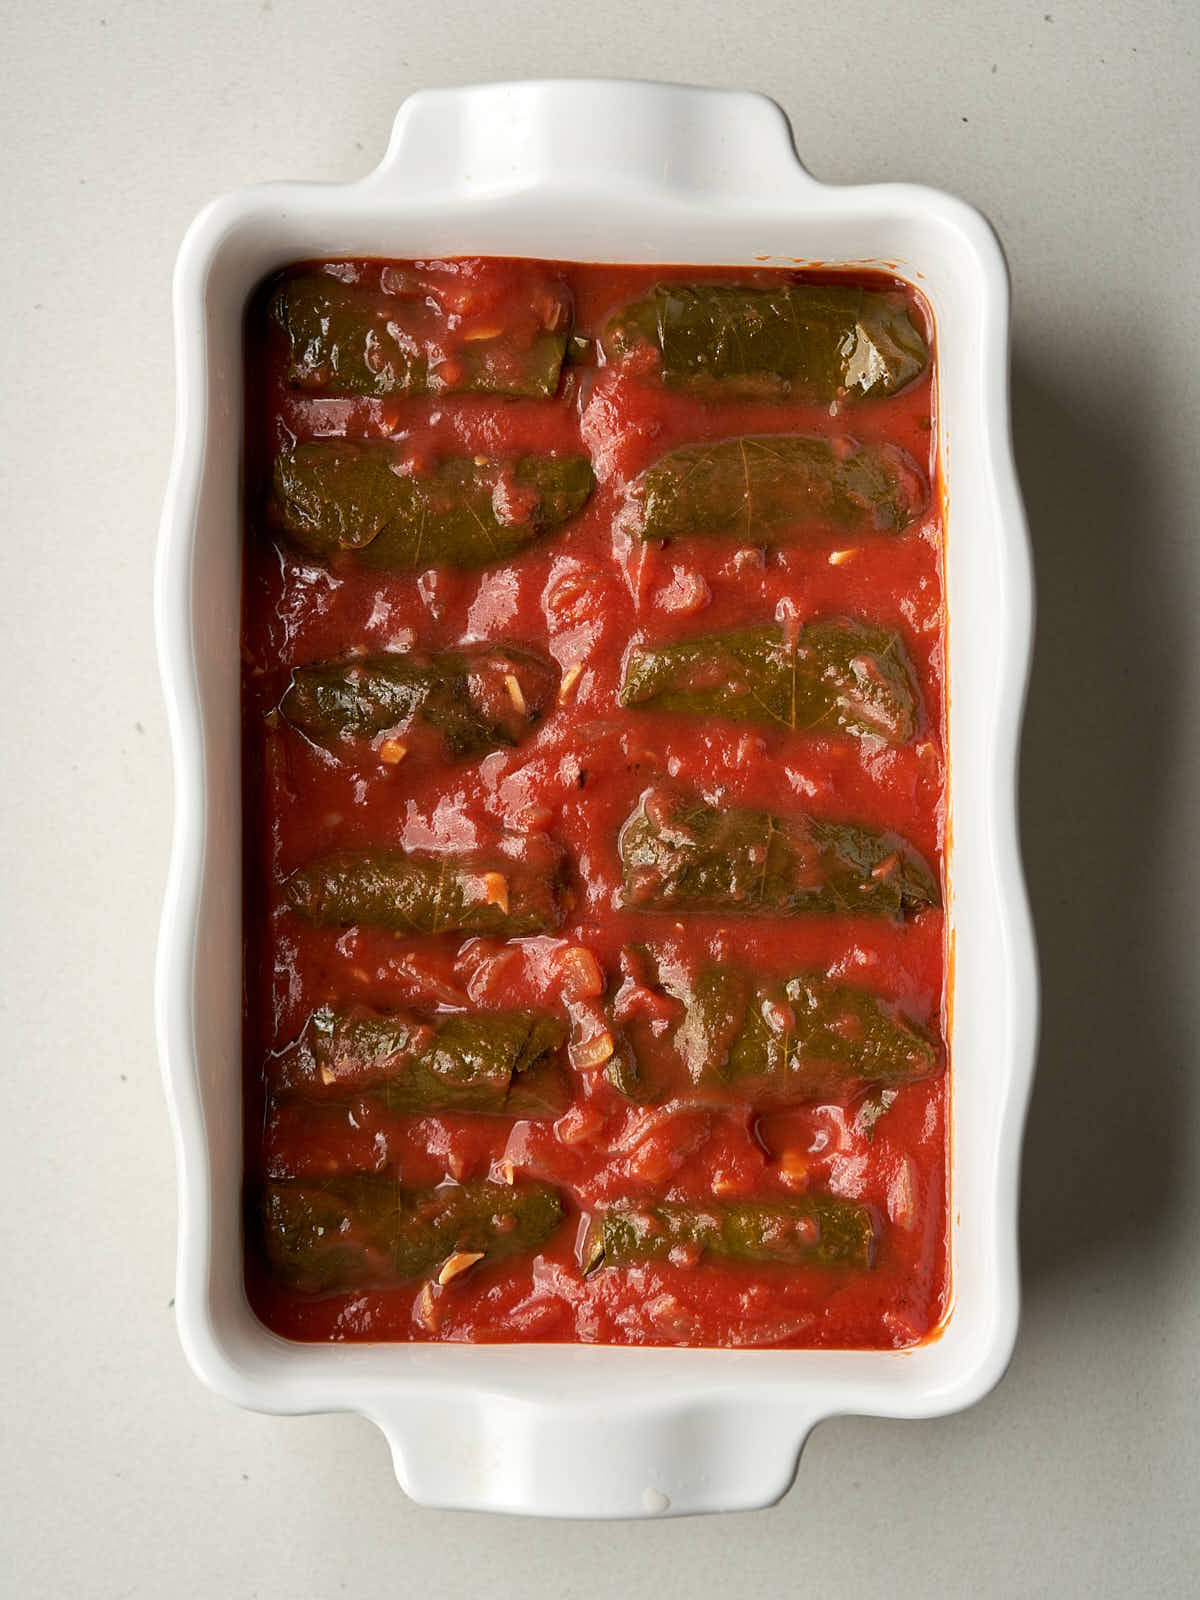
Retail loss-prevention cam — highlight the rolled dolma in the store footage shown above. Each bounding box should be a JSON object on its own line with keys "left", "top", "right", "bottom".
{"left": 620, "top": 618, "right": 923, "bottom": 745}
{"left": 619, "top": 787, "right": 939, "bottom": 918}
{"left": 275, "top": 1005, "right": 571, "bottom": 1116}
{"left": 600, "top": 282, "right": 928, "bottom": 401}
{"left": 272, "top": 442, "right": 594, "bottom": 569}
{"left": 281, "top": 644, "right": 558, "bottom": 757}
{"left": 584, "top": 1195, "right": 875, "bottom": 1273}
{"left": 262, "top": 1177, "right": 564, "bottom": 1293}
{"left": 285, "top": 846, "right": 567, "bottom": 936}
{"left": 630, "top": 434, "right": 926, "bottom": 543}
{"left": 271, "top": 270, "right": 572, "bottom": 398}
{"left": 677, "top": 969, "right": 939, "bottom": 1102}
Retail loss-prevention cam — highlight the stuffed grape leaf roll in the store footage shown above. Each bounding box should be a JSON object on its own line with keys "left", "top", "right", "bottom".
{"left": 620, "top": 618, "right": 922, "bottom": 745}
{"left": 630, "top": 434, "right": 926, "bottom": 543}
{"left": 619, "top": 788, "right": 939, "bottom": 919}
{"left": 274, "top": 1005, "right": 571, "bottom": 1116}
{"left": 280, "top": 644, "right": 557, "bottom": 757}
{"left": 271, "top": 267, "right": 572, "bottom": 398}
{"left": 272, "top": 443, "right": 594, "bottom": 569}
{"left": 583, "top": 1196, "right": 875, "bottom": 1273}
{"left": 262, "top": 1177, "right": 564, "bottom": 1293}
{"left": 600, "top": 281, "right": 928, "bottom": 401}
{"left": 285, "top": 843, "right": 567, "bottom": 936}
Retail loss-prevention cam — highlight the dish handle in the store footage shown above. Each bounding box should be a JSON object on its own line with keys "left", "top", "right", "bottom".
{"left": 362, "top": 78, "right": 820, "bottom": 202}
{"left": 369, "top": 1387, "right": 817, "bottom": 1518}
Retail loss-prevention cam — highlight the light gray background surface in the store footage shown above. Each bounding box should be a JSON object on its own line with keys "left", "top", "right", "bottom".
{"left": 3, "top": 2, "right": 1197, "bottom": 1594}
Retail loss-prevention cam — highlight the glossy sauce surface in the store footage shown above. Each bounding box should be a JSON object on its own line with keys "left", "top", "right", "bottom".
{"left": 242, "top": 258, "right": 949, "bottom": 1348}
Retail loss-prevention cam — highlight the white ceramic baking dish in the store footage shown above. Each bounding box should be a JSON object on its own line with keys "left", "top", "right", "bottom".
{"left": 155, "top": 78, "right": 1037, "bottom": 1518}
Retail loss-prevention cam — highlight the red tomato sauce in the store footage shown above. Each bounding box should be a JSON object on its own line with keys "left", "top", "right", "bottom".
{"left": 242, "top": 258, "right": 949, "bottom": 1348}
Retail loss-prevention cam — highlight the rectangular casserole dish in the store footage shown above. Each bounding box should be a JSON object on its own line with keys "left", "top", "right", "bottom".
{"left": 155, "top": 78, "right": 1037, "bottom": 1518}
